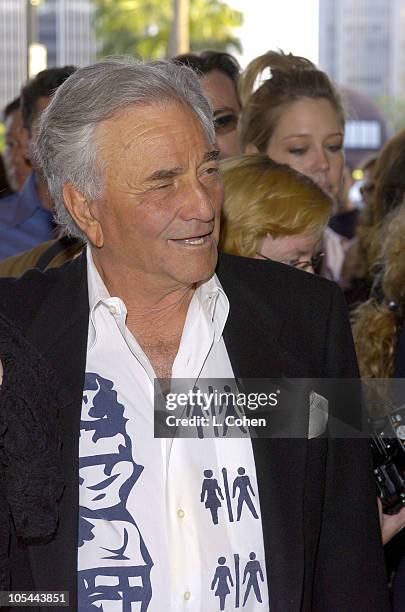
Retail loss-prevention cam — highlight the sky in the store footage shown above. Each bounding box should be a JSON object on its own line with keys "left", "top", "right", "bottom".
{"left": 229, "top": 0, "right": 320, "bottom": 67}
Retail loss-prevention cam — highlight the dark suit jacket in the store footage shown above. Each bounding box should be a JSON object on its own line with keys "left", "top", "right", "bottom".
{"left": 0, "top": 251, "right": 389, "bottom": 611}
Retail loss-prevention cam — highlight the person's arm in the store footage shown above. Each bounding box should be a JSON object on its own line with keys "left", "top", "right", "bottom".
{"left": 378, "top": 499, "right": 405, "bottom": 545}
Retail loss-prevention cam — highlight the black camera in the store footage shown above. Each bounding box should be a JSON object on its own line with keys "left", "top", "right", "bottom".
{"left": 371, "top": 407, "right": 405, "bottom": 515}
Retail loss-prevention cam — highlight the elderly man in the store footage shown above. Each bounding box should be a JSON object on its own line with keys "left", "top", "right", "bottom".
{"left": 0, "top": 52, "right": 240, "bottom": 277}
{"left": 0, "top": 59, "right": 388, "bottom": 611}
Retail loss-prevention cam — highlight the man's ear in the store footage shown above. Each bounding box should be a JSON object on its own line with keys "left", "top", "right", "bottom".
{"left": 62, "top": 182, "right": 104, "bottom": 247}
{"left": 244, "top": 143, "right": 260, "bottom": 155}
{"left": 19, "top": 127, "right": 31, "bottom": 162}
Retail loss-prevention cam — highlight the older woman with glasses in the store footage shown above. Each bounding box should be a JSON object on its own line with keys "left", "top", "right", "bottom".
{"left": 219, "top": 154, "right": 332, "bottom": 274}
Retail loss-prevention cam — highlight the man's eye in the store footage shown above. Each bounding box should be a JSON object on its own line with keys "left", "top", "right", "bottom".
{"left": 204, "top": 166, "right": 220, "bottom": 176}
{"left": 153, "top": 183, "right": 171, "bottom": 191}
{"left": 214, "top": 113, "right": 238, "bottom": 135}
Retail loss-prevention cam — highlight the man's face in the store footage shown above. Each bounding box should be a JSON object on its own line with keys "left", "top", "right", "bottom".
{"left": 200, "top": 69, "right": 241, "bottom": 160}
{"left": 3, "top": 108, "right": 31, "bottom": 191}
{"left": 19, "top": 95, "right": 52, "bottom": 167}
{"left": 90, "top": 101, "right": 223, "bottom": 291}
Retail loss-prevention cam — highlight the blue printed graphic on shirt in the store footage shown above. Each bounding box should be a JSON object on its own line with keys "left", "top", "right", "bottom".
{"left": 201, "top": 467, "right": 259, "bottom": 525}
{"left": 211, "top": 552, "right": 264, "bottom": 610}
{"left": 200, "top": 470, "right": 224, "bottom": 525}
{"left": 184, "top": 383, "right": 248, "bottom": 439}
{"left": 78, "top": 373, "right": 153, "bottom": 611}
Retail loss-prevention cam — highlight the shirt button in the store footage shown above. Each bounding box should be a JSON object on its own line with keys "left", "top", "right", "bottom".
{"left": 177, "top": 508, "right": 185, "bottom": 519}
{"left": 184, "top": 591, "right": 191, "bottom": 601}
{"left": 108, "top": 304, "right": 118, "bottom": 315}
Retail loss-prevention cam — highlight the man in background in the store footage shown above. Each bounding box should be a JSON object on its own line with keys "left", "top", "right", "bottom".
{"left": 2, "top": 97, "right": 31, "bottom": 193}
{"left": 174, "top": 51, "right": 242, "bottom": 159}
{"left": 0, "top": 66, "right": 75, "bottom": 261}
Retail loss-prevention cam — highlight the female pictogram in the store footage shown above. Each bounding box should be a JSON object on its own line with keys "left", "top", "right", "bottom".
{"left": 211, "top": 556, "right": 234, "bottom": 611}
{"left": 200, "top": 469, "right": 224, "bottom": 525}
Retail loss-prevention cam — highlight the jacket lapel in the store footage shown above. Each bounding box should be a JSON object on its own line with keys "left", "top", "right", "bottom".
{"left": 217, "top": 254, "right": 307, "bottom": 611}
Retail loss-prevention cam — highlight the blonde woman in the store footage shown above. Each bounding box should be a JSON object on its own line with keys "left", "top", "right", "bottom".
{"left": 238, "top": 50, "right": 346, "bottom": 281}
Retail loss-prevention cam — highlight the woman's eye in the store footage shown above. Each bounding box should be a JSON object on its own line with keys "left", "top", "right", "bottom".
{"left": 288, "top": 148, "right": 307, "bottom": 156}
{"left": 327, "top": 144, "right": 343, "bottom": 153}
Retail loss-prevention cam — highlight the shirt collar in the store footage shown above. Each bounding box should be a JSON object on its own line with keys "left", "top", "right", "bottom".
{"left": 87, "top": 245, "right": 111, "bottom": 311}
{"left": 193, "top": 274, "right": 229, "bottom": 343}
{"left": 87, "top": 246, "right": 121, "bottom": 349}
{"left": 86, "top": 245, "right": 230, "bottom": 346}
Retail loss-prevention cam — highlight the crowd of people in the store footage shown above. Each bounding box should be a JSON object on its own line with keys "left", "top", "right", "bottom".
{"left": 0, "top": 46, "right": 404, "bottom": 611}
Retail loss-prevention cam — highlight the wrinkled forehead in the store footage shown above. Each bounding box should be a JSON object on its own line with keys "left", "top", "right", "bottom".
{"left": 95, "top": 100, "right": 211, "bottom": 169}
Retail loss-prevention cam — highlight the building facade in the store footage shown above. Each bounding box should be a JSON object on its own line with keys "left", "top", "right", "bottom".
{"left": 319, "top": 0, "right": 405, "bottom": 98}
{"left": 38, "top": 0, "right": 96, "bottom": 69}
{"left": 0, "top": 0, "right": 96, "bottom": 112}
{"left": 0, "top": 0, "right": 27, "bottom": 112}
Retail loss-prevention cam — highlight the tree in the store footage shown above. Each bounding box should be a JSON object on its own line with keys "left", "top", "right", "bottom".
{"left": 92, "top": 0, "right": 243, "bottom": 60}
{"left": 374, "top": 95, "right": 405, "bottom": 135}
{"left": 168, "top": 0, "right": 189, "bottom": 57}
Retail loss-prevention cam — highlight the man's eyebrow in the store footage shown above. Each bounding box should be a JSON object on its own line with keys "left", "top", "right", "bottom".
{"left": 147, "top": 167, "right": 183, "bottom": 181}
{"left": 146, "top": 151, "right": 219, "bottom": 182}
{"left": 213, "top": 106, "right": 236, "bottom": 116}
{"left": 202, "top": 150, "right": 220, "bottom": 163}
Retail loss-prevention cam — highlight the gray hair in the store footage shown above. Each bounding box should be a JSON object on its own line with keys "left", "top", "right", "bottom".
{"left": 34, "top": 57, "right": 216, "bottom": 241}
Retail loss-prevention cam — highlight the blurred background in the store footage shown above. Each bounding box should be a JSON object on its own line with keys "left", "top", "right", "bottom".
{"left": 1, "top": 0, "right": 405, "bottom": 170}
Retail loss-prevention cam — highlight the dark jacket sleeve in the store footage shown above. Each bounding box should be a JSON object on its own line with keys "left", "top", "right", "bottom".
{"left": 0, "top": 311, "right": 65, "bottom": 591}
{"left": 312, "top": 284, "right": 390, "bottom": 610}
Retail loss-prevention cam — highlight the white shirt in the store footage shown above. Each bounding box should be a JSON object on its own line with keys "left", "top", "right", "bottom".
{"left": 77, "top": 246, "right": 269, "bottom": 611}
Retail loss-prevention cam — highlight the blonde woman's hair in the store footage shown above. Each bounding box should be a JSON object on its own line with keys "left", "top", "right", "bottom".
{"left": 352, "top": 203, "right": 405, "bottom": 378}
{"left": 238, "top": 50, "right": 345, "bottom": 152}
{"left": 219, "top": 154, "right": 332, "bottom": 257}
{"left": 353, "top": 130, "right": 405, "bottom": 282}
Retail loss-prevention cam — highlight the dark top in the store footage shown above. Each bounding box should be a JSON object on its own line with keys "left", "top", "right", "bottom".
{"left": 0, "top": 251, "right": 389, "bottom": 611}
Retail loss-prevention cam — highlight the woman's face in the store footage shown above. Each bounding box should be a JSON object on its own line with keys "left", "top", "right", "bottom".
{"left": 255, "top": 232, "right": 322, "bottom": 274}
{"left": 264, "top": 98, "right": 345, "bottom": 201}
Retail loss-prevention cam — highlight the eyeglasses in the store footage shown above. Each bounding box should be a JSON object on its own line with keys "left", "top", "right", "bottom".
{"left": 255, "top": 251, "right": 325, "bottom": 272}
{"left": 213, "top": 113, "right": 239, "bottom": 135}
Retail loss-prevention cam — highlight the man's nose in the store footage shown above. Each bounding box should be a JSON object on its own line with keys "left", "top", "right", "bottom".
{"left": 182, "top": 180, "right": 216, "bottom": 222}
